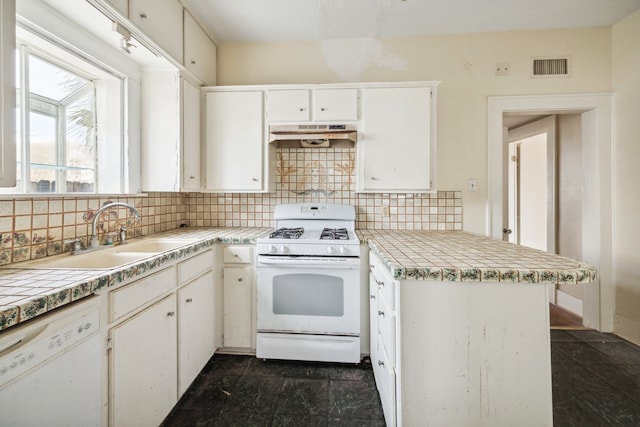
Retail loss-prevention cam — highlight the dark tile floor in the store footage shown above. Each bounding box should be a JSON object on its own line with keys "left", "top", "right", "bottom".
{"left": 162, "top": 330, "right": 640, "bottom": 427}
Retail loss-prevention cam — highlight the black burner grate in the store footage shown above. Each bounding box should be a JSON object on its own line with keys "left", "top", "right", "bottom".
{"left": 269, "top": 227, "right": 305, "bottom": 239}
{"left": 320, "top": 227, "right": 349, "bottom": 240}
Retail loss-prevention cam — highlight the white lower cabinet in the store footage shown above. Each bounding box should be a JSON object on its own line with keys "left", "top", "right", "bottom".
{"left": 221, "top": 245, "right": 255, "bottom": 350}
{"left": 177, "top": 270, "right": 216, "bottom": 396}
{"left": 108, "top": 249, "right": 216, "bottom": 426}
{"left": 369, "top": 253, "right": 397, "bottom": 426}
{"left": 110, "top": 293, "right": 178, "bottom": 427}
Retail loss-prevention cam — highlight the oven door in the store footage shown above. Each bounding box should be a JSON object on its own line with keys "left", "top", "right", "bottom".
{"left": 256, "top": 256, "right": 360, "bottom": 335}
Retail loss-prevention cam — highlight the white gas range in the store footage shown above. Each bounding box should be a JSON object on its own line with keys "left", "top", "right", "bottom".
{"left": 255, "top": 203, "right": 361, "bottom": 364}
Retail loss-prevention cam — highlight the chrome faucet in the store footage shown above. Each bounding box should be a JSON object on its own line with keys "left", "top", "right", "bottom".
{"left": 90, "top": 202, "right": 141, "bottom": 247}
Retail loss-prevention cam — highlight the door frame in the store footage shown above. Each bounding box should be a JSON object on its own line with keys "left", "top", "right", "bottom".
{"left": 487, "top": 93, "right": 613, "bottom": 331}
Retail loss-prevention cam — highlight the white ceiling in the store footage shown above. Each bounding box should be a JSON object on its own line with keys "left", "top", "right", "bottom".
{"left": 182, "top": 0, "right": 640, "bottom": 43}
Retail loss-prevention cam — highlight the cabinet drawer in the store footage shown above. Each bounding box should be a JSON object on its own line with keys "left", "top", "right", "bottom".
{"left": 375, "top": 335, "right": 396, "bottom": 427}
{"left": 110, "top": 266, "right": 176, "bottom": 322}
{"left": 370, "top": 255, "right": 395, "bottom": 309}
{"left": 178, "top": 249, "right": 213, "bottom": 284}
{"left": 223, "top": 246, "right": 253, "bottom": 264}
{"left": 377, "top": 296, "right": 396, "bottom": 367}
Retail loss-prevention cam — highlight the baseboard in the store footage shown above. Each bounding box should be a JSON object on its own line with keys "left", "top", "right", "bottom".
{"left": 556, "top": 290, "right": 583, "bottom": 316}
{"left": 614, "top": 314, "right": 640, "bottom": 346}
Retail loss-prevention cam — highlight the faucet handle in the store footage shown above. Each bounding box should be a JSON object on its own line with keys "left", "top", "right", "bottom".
{"left": 64, "top": 239, "right": 82, "bottom": 254}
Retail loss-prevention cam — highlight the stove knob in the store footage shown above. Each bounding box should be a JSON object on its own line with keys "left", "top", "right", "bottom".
{"left": 280, "top": 245, "right": 289, "bottom": 254}
{"left": 326, "top": 246, "right": 336, "bottom": 255}
{"left": 269, "top": 245, "right": 278, "bottom": 254}
{"left": 339, "top": 246, "right": 348, "bottom": 255}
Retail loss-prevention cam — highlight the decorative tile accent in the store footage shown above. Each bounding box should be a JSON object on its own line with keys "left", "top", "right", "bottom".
{"left": 361, "top": 230, "right": 597, "bottom": 285}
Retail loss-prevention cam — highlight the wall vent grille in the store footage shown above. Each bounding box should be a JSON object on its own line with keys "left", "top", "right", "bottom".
{"left": 532, "top": 58, "right": 569, "bottom": 77}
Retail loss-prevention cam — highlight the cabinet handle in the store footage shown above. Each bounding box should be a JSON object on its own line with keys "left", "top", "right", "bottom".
{"left": 139, "top": 12, "right": 148, "bottom": 19}
{"left": 376, "top": 279, "right": 384, "bottom": 287}
{"left": 299, "top": 108, "right": 305, "bottom": 112}
{"left": 321, "top": 107, "right": 326, "bottom": 111}
{"left": 370, "top": 295, "right": 376, "bottom": 300}
{"left": 371, "top": 176, "right": 378, "bottom": 181}
{"left": 167, "top": 311, "right": 175, "bottom": 317}
{"left": 252, "top": 178, "right": 259, "bottom": 182}
{"left": 185, "top": 298, "right": 193, "bottom": 303}
{"left": 378, "top": 310, "right": 385, "bottom": 317}
{"left": 378, "top": 360, "right": 385, "bottom": 366}
{"left": 369, "top": 264, "right": 375, "bottom": 270}
{"left": 238, "top": 277, "right": 243, "bottom": 282}
{"left": 190, "top": 60, "right": 196, "bottom": 65}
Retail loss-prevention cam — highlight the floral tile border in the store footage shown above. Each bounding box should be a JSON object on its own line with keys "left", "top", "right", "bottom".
{"left": 0, "top": 227, "right": 271, "bottom": 331}
{"left": 365, "top": 230, "right": 597, "bottom": 286}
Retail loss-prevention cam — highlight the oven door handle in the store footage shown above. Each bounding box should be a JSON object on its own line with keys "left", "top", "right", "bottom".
{"left": 257, "top": 256, "right": 360, "bottom": 268}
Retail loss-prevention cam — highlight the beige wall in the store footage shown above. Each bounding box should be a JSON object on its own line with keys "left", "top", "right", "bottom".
{"left": 613, "top": 9, "right": 640, "bottom": 343}
{"left": 218, "top": 27, "right": 613, "bottom": 234}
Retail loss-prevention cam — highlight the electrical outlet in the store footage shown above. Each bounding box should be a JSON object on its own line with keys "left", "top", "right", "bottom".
{"left": 495, "top": 62, "right": 510, "bottom": 76}
{"left": 382, "top": 206, "right": 390, "bottom": 217}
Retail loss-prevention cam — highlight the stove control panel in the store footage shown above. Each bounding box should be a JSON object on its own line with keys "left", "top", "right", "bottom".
{"left": 327, "top": 245, "right": 351, "bottom": 255}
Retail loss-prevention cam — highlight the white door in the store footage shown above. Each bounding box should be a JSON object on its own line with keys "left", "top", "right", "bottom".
{"left": 182, "top": 78, "right": 201, "bottom": 191}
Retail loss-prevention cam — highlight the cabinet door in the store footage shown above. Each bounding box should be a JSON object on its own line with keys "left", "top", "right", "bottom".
{"left": 266, "top": 90, "right": 310, "bottom": 122}
{"left": 130, "top": 0, "right": 183, "bottom": 62}
{"left": 313, "top": 88, "right": 358, "bottom": 121}
{"left": 223, "top": 267, "right": 252, "bottom": 348}
{"left": 205, "top": 91, "right": 264, "bottom": 191}
{"left": 359, "top": 87, "right": 432, "bottom": 192}
{"left": 110, "top": 294, "right": 177, "bottom": 427}
{"left": 182, "top": 78, "right": 201, "bottom": 191}
{"left": 178, "top": 271, "right": 215, "bottom": 396}
{"left": 184, "top": 11, "right": 217, "bottom": 85}
{"left": 0, "top": 0, "right": 15, "bottom": 188}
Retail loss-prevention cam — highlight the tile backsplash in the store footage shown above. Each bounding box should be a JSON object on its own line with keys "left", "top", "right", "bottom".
{"left": 0, "top": 147, "right": 461, "bottom": 266}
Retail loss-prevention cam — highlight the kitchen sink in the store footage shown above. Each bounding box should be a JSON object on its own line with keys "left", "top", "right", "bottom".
{"left": 14, "top": 238, "right": 198, "bottom": 270}
{"left": 17, "top": 252, "right": 152, "bottom": 270}
{"left": 112, "top": 238, "right": 195, "bottom": 254}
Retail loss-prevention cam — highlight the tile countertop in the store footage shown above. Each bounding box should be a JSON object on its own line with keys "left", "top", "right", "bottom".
{"left": 0, "top": 227, "right": 271, "bottom": 331}
{"left": 358, "top": 230, "right": 597, "bottom": 284}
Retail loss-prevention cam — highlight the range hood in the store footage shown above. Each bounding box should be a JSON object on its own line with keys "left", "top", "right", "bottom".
{"left": 269, "top": 124, "right": 357, "bottom": 148}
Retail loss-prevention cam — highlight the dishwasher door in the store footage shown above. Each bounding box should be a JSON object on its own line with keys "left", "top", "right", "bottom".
{"left": 0, "top": 297, "right": 103, "bottom": 427}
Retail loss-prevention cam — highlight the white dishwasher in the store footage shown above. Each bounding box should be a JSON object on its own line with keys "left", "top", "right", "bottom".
{"left": 0, "top": 296, "right": 103, "bottom": 427}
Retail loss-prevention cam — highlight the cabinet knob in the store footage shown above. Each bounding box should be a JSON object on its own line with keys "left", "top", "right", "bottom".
{"left": 378, "top": 310, "right": 385, "bottom": 317}
{"left": 378, "top": 360, "right": 385, "bottom": 366}
{"left": 370, "top": 176, "right": 378, "bottom": 181}
{"left": 238, "top": 277, "right": 243, "bottom": 282}
{"left": 140, "top": 12, "right": 148, "bottom": 19}
{"left": 376, "top": 279, "right": 384, "bottom": 287}
{"left": 190, "top": 60, "right": 196, "bottom": 65}
{"left": 189, "top": 176, "right": 195, "bottom": 179}
{"left": 321, "top": 107, "right": 326, "bottom": 111}
{"left": 299, "top": 108, "right": 305, "bottom": 112}
{"left": 234, "top": 254, "right": 239, "bottom": 257}
{"left": 369, "top": 264, "right": 375, "bottom": 270}
{"left": 370, "top": 295, "right": 376, "bottom": 300}
{"left": 252, "top": 178, "right": 259, "bottom": 182}
{"left": 185, "top": 298, "right": 193, "bottom": 303}
{"left": 167, "top": 311, "right": 175, "bottom": 317}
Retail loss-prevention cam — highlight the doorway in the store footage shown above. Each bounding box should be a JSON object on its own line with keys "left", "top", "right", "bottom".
{"left": 488, "top": 94, "right": 614, "bottom": 332}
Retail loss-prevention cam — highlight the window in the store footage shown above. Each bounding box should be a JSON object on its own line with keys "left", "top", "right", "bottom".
{"left": 16, "top": 49, "right": 97, "bottom": 192}
{"left": 2, "top": 24, "right": 127, "bottom": 194}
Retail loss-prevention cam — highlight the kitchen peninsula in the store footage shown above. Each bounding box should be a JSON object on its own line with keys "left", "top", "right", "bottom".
{"left": 361, "top": 229, "right": 596, "bottom": 427}
{"left": 0, "top": 228, "right": 595, "bottom": 427}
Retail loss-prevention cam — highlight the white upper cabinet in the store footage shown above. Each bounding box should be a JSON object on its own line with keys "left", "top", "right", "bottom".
{"left": 358, "top": 85, "right": 436, "bottom": 193}
{"left": 130, "top": 0, "right": 183, "bottom": 62}
{"left": 313, "top": 88, "right": 358, "bottom": 121}
{"left": 266, "top": 88, "right": 359, "bottom": 122}
{"left": 183, "top": 11, "right": 217, "bottom": 86}
{"left": 141, "top": 72, "right": 201, "bottom": 192}
{"left": 266, "top": 90, "right": 310, "bottom": 122}
{"left": 0, "top": 0, "right": 15, "bottom": 188}
{"left": 205, "top": 90, "right": 270, "bottom": 192}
